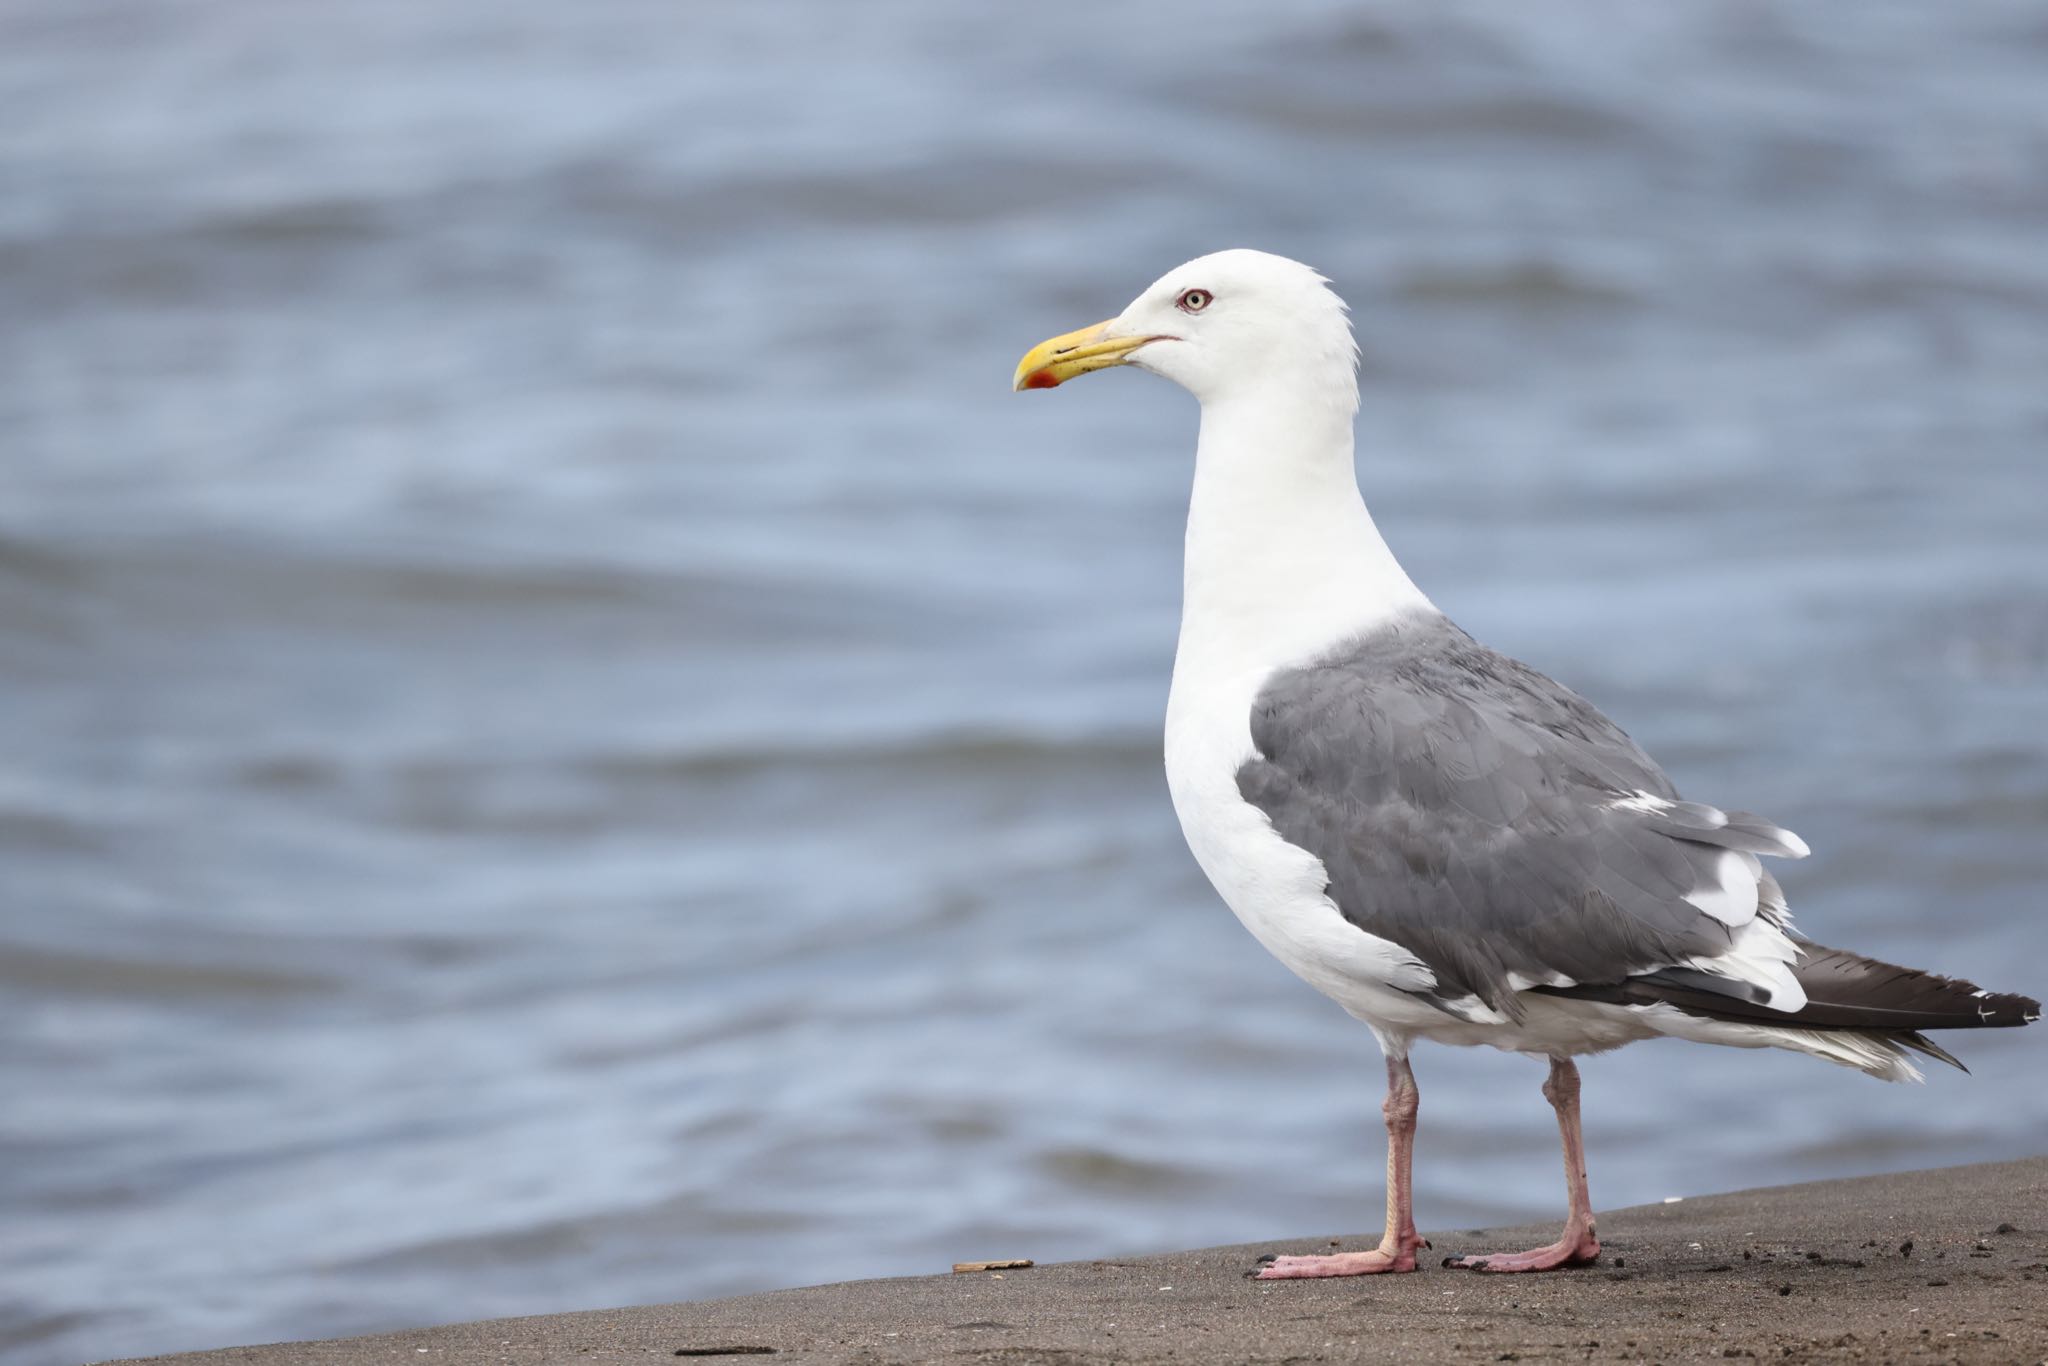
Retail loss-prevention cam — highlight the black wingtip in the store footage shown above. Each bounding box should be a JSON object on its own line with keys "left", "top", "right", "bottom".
{"left": 1785, "top": 947, "right": 2040, "bottom": 1032}
{"left": 1533, "top": 947, "right": 2036, "bottom": 1063}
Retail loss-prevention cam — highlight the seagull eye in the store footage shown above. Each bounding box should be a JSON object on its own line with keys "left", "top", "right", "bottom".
{"left": 1175, "top": 288, "right": 1212, "bottom": 314}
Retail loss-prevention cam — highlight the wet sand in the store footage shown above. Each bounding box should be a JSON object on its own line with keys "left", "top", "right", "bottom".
{"left": 111, "top": 1157, "right": 2046, "bottom": 1365}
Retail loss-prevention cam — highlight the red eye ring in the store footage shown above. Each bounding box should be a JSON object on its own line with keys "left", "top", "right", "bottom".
{"left": 1175, "top": 288, "right": 1212, "bottom": 314}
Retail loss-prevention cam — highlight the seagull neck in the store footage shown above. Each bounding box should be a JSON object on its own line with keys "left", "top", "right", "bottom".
{"left": 1178, "top": 393, "right": 1430, "bottom": 676}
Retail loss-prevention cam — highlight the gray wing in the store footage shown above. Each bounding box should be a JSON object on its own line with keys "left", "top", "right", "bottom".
{"left": 1237, "top": 614, "right": 1808, "bottom": 1019}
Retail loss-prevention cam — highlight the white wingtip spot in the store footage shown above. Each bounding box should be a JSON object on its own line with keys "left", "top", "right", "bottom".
{"left": 1758, "top": 962, "right": 1808, "bottom": 1013}
{"left": 1777, "top": 828, "right": 1811, "bottom": 859}
{"left": 1506, "top": 970, "right": 1578, "bottom": 992}
{"left": 1684, "top": 848, "right": 1760, "bottom": 926}
{"left": 1683, "top": 915, "right": 1806, "bottom": 1012}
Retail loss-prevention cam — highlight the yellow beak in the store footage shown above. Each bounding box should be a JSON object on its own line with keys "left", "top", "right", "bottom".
{"left": 1012, "top": 319, "right": 1156, "bottom": 391}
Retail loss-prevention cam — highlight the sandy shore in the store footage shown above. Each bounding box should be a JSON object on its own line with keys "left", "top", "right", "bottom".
{"left": 111, "top": 1157, "right": 2046, "bottom": 1365}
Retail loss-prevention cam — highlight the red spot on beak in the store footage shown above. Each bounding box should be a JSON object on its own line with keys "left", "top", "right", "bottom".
{"left": 1021, "top": 369, "right": 1061, "bottom": 390}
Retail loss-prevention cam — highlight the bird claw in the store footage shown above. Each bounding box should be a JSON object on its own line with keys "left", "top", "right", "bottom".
{"left": 1441, "top": 1234, "right": 1600, "bottom": 1273}
{"left": 1254, "top": 1248, "right": 1419, "bottom": 1279}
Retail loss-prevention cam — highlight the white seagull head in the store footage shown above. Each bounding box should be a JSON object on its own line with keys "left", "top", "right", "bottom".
{"left": 1013, "top": 249, "right": 1359, "bottom": 413}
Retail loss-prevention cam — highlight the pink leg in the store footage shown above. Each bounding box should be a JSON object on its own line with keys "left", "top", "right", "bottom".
{"left": 1443, "top": 1056, "right": 1601, "bottom": 1273}
{"left": 1258, "top": 1054, "right": 1428, "bottom": 1279}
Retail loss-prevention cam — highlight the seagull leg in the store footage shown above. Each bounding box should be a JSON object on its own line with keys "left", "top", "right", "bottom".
{"left": 1443, "top": 1056, "right": 1602, "bottom": 1273}
{"left": 1257, "top": 1054, "right": 1426, "bottom": 1278}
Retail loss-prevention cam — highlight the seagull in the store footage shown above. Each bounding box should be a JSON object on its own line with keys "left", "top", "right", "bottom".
{"left": 1012, "top": 249, "right": 2040, "bottom": 1278}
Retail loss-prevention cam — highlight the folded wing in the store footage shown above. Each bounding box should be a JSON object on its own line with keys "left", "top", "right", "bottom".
{"left": 1237, "top": 615, "right": 1811, "bottom": 1020}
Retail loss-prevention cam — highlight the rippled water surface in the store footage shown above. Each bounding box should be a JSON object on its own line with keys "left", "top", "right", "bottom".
{"left": 5, "top": 3, "right": 2048, "bottom": 1362}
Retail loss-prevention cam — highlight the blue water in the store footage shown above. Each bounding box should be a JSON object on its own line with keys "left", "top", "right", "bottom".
{"left": 4, "top": 2, "right": 2046, "bottom": 1362}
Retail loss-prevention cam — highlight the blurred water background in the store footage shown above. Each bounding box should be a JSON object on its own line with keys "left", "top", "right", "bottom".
{"left": 5, "top": 2, "right": 2048, "bottom": 1362}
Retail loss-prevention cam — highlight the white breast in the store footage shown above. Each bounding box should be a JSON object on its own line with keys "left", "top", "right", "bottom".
{"left": 1163, "top": 660, "right": 1444, "bottom": 1025}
